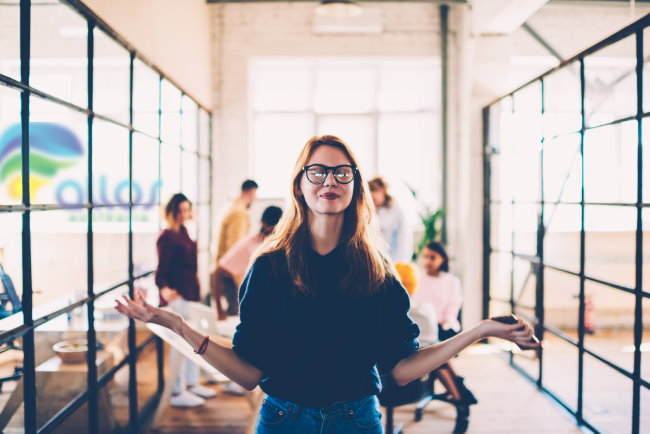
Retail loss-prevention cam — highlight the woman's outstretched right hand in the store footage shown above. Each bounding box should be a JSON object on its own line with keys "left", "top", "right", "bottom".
{"left": 115, "top": 293, "right": 184, "bottom": 333}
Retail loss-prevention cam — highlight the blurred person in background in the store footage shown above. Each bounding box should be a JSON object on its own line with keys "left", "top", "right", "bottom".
{"left": 156, "top": 193, "right": 217, "bottom": 408}
{"left": 369, "top": 176, "right": 413, "bottom": 263}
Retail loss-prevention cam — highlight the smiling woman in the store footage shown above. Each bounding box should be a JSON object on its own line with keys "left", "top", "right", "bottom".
{"left": 116, "top": 135, "right": 539, "bottom": 434}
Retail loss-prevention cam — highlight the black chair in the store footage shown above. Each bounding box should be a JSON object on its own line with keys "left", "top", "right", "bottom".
{"left": 379, "top": 367, "right": 472, "bottom": 434}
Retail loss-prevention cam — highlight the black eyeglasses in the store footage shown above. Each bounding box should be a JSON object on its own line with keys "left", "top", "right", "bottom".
{"left": 303, "top": 164, "right": 358, "bottom": 185}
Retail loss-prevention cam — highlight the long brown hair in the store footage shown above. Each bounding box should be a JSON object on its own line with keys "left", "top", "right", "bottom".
{"left": 259, "top": 135, "right": 393, "bottom": 297}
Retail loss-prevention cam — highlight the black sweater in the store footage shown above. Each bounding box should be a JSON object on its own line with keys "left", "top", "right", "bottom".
{"left": 231, "top": 245, "right": 420, "bottom": 407}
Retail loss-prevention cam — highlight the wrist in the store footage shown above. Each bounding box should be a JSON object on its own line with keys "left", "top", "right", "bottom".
{"left": 475, "top": 320, "right": 489, "bottom": 340}
{"left": 172, "top": 315, "right": 186, "bottom": 336}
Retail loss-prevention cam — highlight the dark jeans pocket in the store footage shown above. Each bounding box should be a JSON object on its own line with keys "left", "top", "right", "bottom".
{"left": 258, "top": 399, "right": 290, "bottom": 427}
{"left": 351, "top": 398, "right": 383, "bottom": 430}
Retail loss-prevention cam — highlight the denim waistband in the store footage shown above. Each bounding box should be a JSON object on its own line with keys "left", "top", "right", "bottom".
{"left": 263, "top": 394, "right": 376, "bottom": 420}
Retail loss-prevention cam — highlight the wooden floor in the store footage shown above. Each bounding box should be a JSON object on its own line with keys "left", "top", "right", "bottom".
{"left": 148, "top": 344, "right": 584, "bottom": 434}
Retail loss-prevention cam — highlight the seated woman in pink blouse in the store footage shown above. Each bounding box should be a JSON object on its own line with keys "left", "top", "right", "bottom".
{"left": 412, "top": 241, "right": 462, "bottom": 342}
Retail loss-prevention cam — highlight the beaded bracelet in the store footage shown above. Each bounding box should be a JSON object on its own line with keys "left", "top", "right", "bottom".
{"left": 194, "top": 335, "right": 210, "bottom": 355}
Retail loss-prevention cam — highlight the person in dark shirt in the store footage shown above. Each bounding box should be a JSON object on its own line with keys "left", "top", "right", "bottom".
{"left": 117, "top": 136, "right": 540, "bottom": 433}
{"left": 156, "top": 193, "right": 217, "bottom": 408}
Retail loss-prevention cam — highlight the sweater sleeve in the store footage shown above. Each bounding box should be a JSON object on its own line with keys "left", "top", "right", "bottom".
{"left": 231, "top": 256, "right": 274, "bottom": 374}
{"left": 377, "top": 277, "right": 420, "bottom": 374}
{"left": 155, "top": 232, "right": 174, "bottom": 290}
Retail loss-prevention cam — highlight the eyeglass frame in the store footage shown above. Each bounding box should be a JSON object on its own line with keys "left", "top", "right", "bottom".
{"left": 302, "top": 164, "right": 358, "bottom": 185}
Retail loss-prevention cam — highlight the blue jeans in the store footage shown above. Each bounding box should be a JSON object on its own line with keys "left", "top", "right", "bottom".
{"left": 255, "top": 394, "right": 383, "bottom": 434}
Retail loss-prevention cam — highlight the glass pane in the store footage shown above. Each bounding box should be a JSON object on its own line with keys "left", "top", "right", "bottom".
{"left": 314, "top": 62, "right": 375, "bottom": 114}
{"left": 317, "top": 115, "right": 375, "bottom": 176}
{"left": 0, "top": 0, "right": 20, "bottom": 81}
{"left": 641, "top": 386, "right": 650, "bottom": 434}
{"left": 584, "top": 280, "right": 635, "bottom": 374}
{"left": 93, "top": 29, "right": 130, "bottom": 124}
{"left": 0, "top": 328, "right": 24, "bottom": 430}
{"left": 0, "top": 86, "right": 22, "bottom": 206}
{"left": 181, "top": 151, "right": 198, "bottom": 202}
{"left": 107, "top": 362, "right": 130, "bottom": 430}
{"left": 544, "top": 204, "right": 581, "bottom": 273}
{"left": 512, "top": 204, "right": 538, "bottom": 256}
{"left": 253, "top": 113, "right": 314, "bottom": 198}
{"left": 93, "top": 213, "right": 129, "bottom": 288}
{"left": 585, "top": 205, "right": 636, "bottom": 289}
{"left": 541, "top": 333, "right": 578, "bottom": 412}
{"left": 489, "top": 252, "right": 512, "bottom": 302}
{"left": 161, "top": 80, "right": 181, "bottom": 145}
{"left": 377, "top": 113, "right": 440, "bottom": 210}
{"left": 513, "top": 256, "right": 536, "bottom": 309}
{"left": 544, "top": 64, "right": 582, "bottom": 138}
{"left": 132, "top": 132, "right": 159, "bottom": 207}
{"left": 489, "top": 149, "right": 509, "bottom": 203}
{"left": 31, "top": 2, "right": 87, "bottom": 107}
{"left": 132, "top": 205, "right": 159, "bottom": 276}
{"left": 645, "top": 209, "right": 650, "bottom": 299}
{"left": 251, "top": 59, "right": 313, "bottom": 112}
{"left": 643, "top": 297, "right": 650, "bottom": 385}
{"left": 497, "top": 108, "right": 516, "bottom": 204}
{"left": 198, "top": 109, "right": 210, "bottom": 157}
{"left": 490, "top": 203, "right": 513, "bottom": 251}
{"left": 642, "top": 118, "right": 650, "bottom": 204}
{"left": 512, "top": 135, "right": 541, "bottom": 203}
{"left": 33, "top": 305, "right": 88, "bottom": 430}
{"left": 29, "top": 97, "right": 88, "bottom": 206}
{"left": 133, "top": 59, "right": 159, "bottom": 137}
{"left": 160, "top": 143, "right": 181, "bottom": 205}
{"left": 583, "top": 356, "right": 632, "bottom": 433}
{"left": 543, "top": 133, "right": 581, "bottom": 204}
{"left": 584, "top": 121, "right": 637, "bottom": 204}
{"left": 93, "top": 120, "right": 129, "bottom": 208}
{"left": 181, "top": 96, "right": 198, "bottom": 152}
{"left": 31, "top": 209, "right": 87, "bottom": 314}
{"left": 584, "top": 36, "right": 636, "bottom": 126}
{"left": 0, "top": 213, "right": 23, "bottom": 313}
{"left": 544, "top": 268, "right": 579, "bottom": 333}
{"left": 198, "top": 157, "right": 210, "bottom": 204}
{"left": 377, "top": 59, "right": 439, "bottom": 112}
{"left": 136, "top": 342, "right": 159, "bottom": 413}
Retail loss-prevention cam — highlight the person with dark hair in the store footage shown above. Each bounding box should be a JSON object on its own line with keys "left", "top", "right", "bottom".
{"left": 412, "top": 241, "right": 462, "bottom": 341}
{"left": 117, "top": 136, "right": 539, "bottom": 433}
{"left": 216, "top": 179, "right": 259, "bottom": 260}
{"left": 156, "top": 193, "right": 217, "bottom": 408}
{"left": 368, "top": 176, "right": 413, "bottom": 263}
{"left": 213, "top": 179, "right": 259, "bottom": 315}
{"left": 213, "top": 205, "right": 283, "bottom": 319}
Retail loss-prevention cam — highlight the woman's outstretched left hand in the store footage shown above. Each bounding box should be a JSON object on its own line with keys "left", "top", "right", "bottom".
{"left": 114, "top": 292, "right": 184, "bottom": 333}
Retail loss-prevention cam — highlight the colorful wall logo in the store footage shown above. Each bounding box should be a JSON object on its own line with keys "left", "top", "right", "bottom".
{"left": 0, "top": 122, "right": 83, "bottom": 201}
{"left": 0, "top": 123, "right": 161, "bottom": 214}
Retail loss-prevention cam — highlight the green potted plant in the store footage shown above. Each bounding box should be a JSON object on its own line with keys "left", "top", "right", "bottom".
{"left": 416, "top": 208, "right": 444, "bottom": 257}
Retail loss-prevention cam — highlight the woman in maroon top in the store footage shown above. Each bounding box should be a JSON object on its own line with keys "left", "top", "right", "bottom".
{"left": 156, "top": 193, "right": 216, "bottom": 408}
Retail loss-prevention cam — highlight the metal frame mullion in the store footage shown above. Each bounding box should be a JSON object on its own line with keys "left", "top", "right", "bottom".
{"left": 537, "top": 77, "right": 546, "bottom": 388}
{"left": 632, "top": 27, "right": 644, "bottom": 434}
{"left": 19, "top": 1, "right": 37, "bottom": 432}
{"left": 440, "top": 3, "right": 449, "bottom": 245}
{"left": 482, "top": 106, "right": 491, "bottom": 322}
{"left": 85, "top": 18, "right": 99, "bottom": 434}
{"left": 577, "top": 57, "right": 587, "bottom": 426}
{"left": 156, "top": 70, "right": 165, "bottom": 398}
{"left": 126, "top": 50, "right": 139, "bottom": 434}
